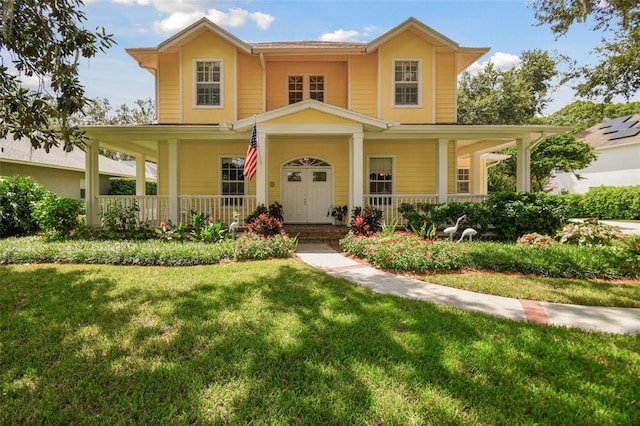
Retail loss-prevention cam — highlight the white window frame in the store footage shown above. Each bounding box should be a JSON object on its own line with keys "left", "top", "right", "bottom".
{"left": 392, "top": 59, "right": 421, "bottom": 108}
{"left": 456, "top": 167, "right": 470, "bottom": 194}
{"left": 287, "top": 74, "right": 326, "bottom": 104}
{"left": 367, "top": 156, "right": 395, "bottom": 206}
{"left": 193, "top": 58, "right": 223, "bottom": 108}
{"left": 220, "top": 156, "right": 247, "bottom": 201}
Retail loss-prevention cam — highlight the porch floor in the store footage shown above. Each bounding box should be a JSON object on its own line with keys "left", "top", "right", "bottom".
{"left": 284, "top": 224, "right": 349, "bottom": 243}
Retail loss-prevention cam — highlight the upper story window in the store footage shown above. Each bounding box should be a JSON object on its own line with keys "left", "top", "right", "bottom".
{"left": 393, "top": 60, "right": 419, "bottom": 106}
{"left": 288, "top": 75, "right": 325, "bottom": 104}
{"left": 195, "top": 59, "right": 222, "bottom": 107}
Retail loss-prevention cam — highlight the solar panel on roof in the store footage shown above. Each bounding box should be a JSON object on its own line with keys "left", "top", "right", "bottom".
{"left": 598, "top": 114, "right": 632, "bottom": 129}
{"left": 609, "top": 127, "right": 640, "bottom": 141}
{"left": 602, "top": 119, "right": 639, "bottom": 134}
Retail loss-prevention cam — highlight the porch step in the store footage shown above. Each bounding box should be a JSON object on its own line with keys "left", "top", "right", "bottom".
{"left": 284, "top": 224, "right": 349, "bottom": 243}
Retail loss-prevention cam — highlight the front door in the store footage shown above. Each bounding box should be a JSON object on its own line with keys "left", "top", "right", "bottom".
{"left": 282, "top": 158, "right": 333, "bottom": 223}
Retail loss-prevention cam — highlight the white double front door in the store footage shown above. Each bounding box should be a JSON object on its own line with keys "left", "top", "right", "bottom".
{"left": 282, "top": 164, "right": 333, "bottom": 224}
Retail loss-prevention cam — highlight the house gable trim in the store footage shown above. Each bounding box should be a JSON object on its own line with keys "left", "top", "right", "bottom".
{"left": 367, "top": 17, "right": 459, "bottom": 52}
{"left": 158, "top": 18, "right": 252, "bottom": 54}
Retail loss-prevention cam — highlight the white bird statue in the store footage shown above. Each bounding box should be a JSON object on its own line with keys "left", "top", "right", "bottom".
{"left": 229, "top": 212, "right": 240, "bottom": 238}
{"left": 458, "top": 227, "right": 477, "bottom": 242}
{"left": 443, "top": 215, "right": 466, "bottom": 240}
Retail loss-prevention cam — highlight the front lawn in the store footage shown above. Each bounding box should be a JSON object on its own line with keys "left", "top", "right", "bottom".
{"left": 1, "top": 261, "right": 639, "bottom": 424}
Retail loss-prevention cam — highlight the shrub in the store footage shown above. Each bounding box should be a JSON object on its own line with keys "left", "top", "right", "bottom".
{"left": 516, "top": 233, "right": 558, "bottom": 247}
{"left": 99, "top": 200, "right": 152, "bottom": 239}
{"left": 245, "top": 202, "right": 283, "bottom": 224}
{"left": 399, "top": 202, "right": 490, "bottom": 237}
{"left": 108, "top": 177, "right": 157, "bottom": 195}
{"left": 580, "top": 186, "right": 640, "bottom": 220}
{"left": 555, "top": 222, "right": 622, "bottom": 246}
{"left": 0, "top": 176, "right": 47, "bottom": 237}
{"left": 189, "top": 210, "right": 227, "bottom": 242}
{"left": 349, "top": 206, "right": 383, "bottom": 235}
{"left": 31, "top": 194, "right": 83, "bottom": 238}
{"left": 234, "top": 233, "right": 297, "bottom": 260}
{"left": 246, "top": 214, "right": 286, "bottom": 237}
{"left": 485, "top": 192, "right": 569, "bottom": 241}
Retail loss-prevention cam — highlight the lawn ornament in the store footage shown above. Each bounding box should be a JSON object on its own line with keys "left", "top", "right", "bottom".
{"left": 229, "top": 212, "right": 240, "bottom": 238}
{"left": 458, "top": 227, "right": 478, "bottom": 242}
{"left": 444, "top": 215, "right": 466, "bottom": 240}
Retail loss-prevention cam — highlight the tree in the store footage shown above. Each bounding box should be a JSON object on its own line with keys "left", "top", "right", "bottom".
{"left": 531, "top": 0, "right": 640, "bottom": 102}
{"left": 0, "top": 0, "right": 114, "bottom": 152}
{"left": 544, "top": 100, "right": 640, "bottom": 132}
{"left": 458, "top": 49, "right": 557, "bottom": 124}
{"left": 488, "top": 134, "right": 597, "bottom": 192}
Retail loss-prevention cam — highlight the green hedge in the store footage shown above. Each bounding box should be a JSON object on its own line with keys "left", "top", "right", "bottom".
{"left": 108, "top": 177, "right": 157, "bottom": 195}
{"left": 580, "top": 186, "right": 640, "bottom": 220}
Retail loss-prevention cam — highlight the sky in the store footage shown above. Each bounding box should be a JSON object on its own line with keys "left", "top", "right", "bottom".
{"left": 58, "top": 0, "right": 635, "bottom": 114}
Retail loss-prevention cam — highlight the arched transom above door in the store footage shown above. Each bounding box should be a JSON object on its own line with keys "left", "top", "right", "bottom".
{"left": 284, "top": 157, "right": 330, "bottom": 167}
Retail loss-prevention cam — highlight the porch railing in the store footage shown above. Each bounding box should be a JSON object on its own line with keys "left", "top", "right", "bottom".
{"left": 97, "top": 195, "right": 170, "bottom": 226}
{"left": 178, "top": 195, "right": 257, "bottom": 225}
{"left": 96, "top": 195, "right": 257, "bottom": 226}
{"left": 361, "top": 194, "right": 489, "bottom": 226}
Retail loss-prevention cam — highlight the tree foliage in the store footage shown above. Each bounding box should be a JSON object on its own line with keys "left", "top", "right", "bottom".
{"left": 544, "top": 100, "right": 640, "bottom": 132}
{"left": 531, "top": 0, "right": 640, "bottom": 102}
{"left": 70, "top": 97, "right": 155, "bottom": 126}
{"left": 0, "top": 0, "right": 114, "bottom": 152}
{"left": 458, "top": 49, "right": 557, "bottom": 124}
{"left": 488, "top": 134, "right": 597, "bottom": 192}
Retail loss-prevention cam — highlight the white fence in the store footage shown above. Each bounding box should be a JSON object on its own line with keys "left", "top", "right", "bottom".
{"left": 96, "top": 195, "right": 257, "bottom": 226}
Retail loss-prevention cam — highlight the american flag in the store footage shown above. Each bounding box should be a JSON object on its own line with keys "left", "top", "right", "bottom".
{"left": 243, "top": 123, "right": 258, "bottom": 180}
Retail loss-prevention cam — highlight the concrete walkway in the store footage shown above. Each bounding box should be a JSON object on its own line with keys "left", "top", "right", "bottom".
{"left": 295, "top": 243, "right": 640, "bottom": 335}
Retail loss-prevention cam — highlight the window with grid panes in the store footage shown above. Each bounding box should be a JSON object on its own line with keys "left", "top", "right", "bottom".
{"left": 195, "top": 60, "right": 222, "bottom": 106}
{"left": 394, "top": 60, "right": 419, "bottom": 106}
{"left": 369, "top": 157, "right": 393, "bottom": 206}
{"left": 288, "top": 75, "right": 324, "bottom": 104}
{"left": 457, "top": 168, "right": 470, "bottom": 194}
{"left": 221, "top": 157, "right": 245, "bottom": 205}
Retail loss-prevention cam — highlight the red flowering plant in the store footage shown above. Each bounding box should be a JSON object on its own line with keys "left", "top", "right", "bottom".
{"left": 349, "top": 206, "right": 383, "bottom": 236}
{"left": 246, "top": 213, "right": 286, "bottom": 238}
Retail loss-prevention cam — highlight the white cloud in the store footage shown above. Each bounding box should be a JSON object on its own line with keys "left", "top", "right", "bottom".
{"left": 320, "top": 29, "right": 360, "bottom": 42}
{"left": 112, "top": 0, "right": 274, "bottom": 33}
{"left": 467, "top": 52, "right": 522, "bottom": 75}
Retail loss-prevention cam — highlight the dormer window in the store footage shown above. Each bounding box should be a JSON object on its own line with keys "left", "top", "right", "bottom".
{"left": 195, "top": 59, "right": 222, "bottom": 107}
{"left": 288, "top": 75, "right": 325, "bottom": 104}
{"left": 393, "top": 60, "right": 420, "bottom": 106}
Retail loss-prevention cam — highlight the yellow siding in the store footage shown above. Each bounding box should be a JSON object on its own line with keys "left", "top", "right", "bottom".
{"left": 266, "top": 109, "right": 355, "bottom": 125}
{"left": 350, "top": 53, "right": 378, "bottom": 117}
{"left": 435, "top": 52, "right": 457, "bottom": 123}
{"left": 181, "top": 31, "right": 237, "bottom": 124}
{"left": 178, "top": 140, "right": 251, "bottom": 195}
{"left": 265, "top": 60, "right": 348, "bottom": 111}
{"left": 378, "top": 30, "right": 434, "bottom": 124}
{"left": 237, "top": 53, "right": 263, "bottom": 119}
{"left": 158, "top": 52, "right": 180, "bottom": 124}
{"left": 364, "top": 140, "right": 438, "bottom": 194}
{"left": 267, "top": 137, "right": 349, "bottom": 206}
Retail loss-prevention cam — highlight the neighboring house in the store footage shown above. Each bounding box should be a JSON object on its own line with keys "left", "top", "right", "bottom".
{"left": 0, "top": 136, "right": 145, "bottom": 199}
{"left": 549, "top": 114, "right": 640, "bottom": 194}
{"left": 81, "top": 17, "right": 567, "bottom": 226}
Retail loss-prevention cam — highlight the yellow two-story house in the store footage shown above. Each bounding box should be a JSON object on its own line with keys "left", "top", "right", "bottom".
{"left": 82, "top": 17, "right": 566, "bottom": 226}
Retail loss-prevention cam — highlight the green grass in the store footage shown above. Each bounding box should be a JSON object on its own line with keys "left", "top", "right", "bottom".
{"left": 423, "top": 271, "right": 640, "bottom": 307}
{"left": 1, "top": 261, "right": 639, "bottom": 425}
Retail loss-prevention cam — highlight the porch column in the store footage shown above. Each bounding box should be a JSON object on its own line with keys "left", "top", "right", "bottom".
{"left": 437, "top": 139, "right": 448, "bottom": 203}
{"left": 135, "top": 154, "right": 146, "bottom": 196}
{"left": 84, "top": 139, "right": 100, "bottom": 226}
{"left": 516, "top": 137, "right": 531, "bottom": 192}
{"left": 256, "top": 131, "right": 268, "bottom": 205}
{"left": 471, "top": 152, "right": 482, "bottom": 194}
{"left": 350, "top": 132, "right": 364, "bottom": 208}
{"left": 167, "top": 139, "right": 179, "bottom": 224}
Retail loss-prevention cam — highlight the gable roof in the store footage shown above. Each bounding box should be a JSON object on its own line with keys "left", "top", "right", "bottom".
{"left": 233, "top": 99, "right": 390, "bottom": 131}
{"left": 0, "top": 136, "right": 140, "bottom": 177}
{"left": 128, "top": 16, "right": 488, "bottom": 75}
{"left": 578, "top": 114, "right": 640, "bottom": 149}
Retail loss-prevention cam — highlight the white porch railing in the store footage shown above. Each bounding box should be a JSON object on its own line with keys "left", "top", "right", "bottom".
{"left": 448, "top": 194, "right": 489, "bottom": 203}
{"left": 362, "top": 194, "right": 439, "bottom": 225}
{"left": 179, "top": 195, "right": 257, "bottom": 225}
{"left": 96, "top": 195, "right": 257, "bottom": 226}
{"left": 97, "top": 195, "right": 170, "bottom": 226}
